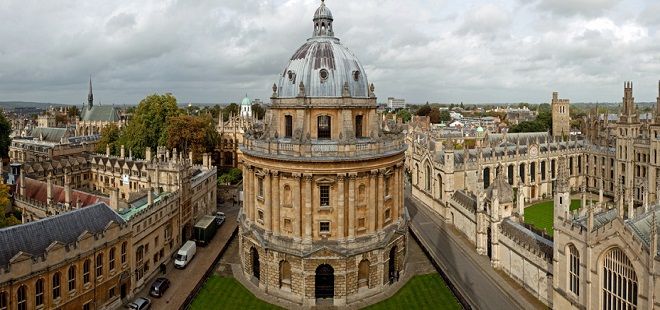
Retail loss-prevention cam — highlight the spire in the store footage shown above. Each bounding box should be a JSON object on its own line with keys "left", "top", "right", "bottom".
{"left": 87, "top": 76, "right": 94, "bottom": 110}
{"left": 313, "top": 0, "right": 334, "bottom": 37}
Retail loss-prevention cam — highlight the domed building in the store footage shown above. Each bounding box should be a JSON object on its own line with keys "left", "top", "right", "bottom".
{"left": 240, "top": 94, "right": 252, "bottom": 118}
{"left": 238, "top": 1, "right": 408, "bottom": 306}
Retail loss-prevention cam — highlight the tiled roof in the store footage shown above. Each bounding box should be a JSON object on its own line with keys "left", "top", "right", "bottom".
{"left": 21, "top": 178, "right": 108, "bottom": 207}
{"left": 0, "top": 203, "right": 124, "bottom": 267}
{"left": 81, "top": 106, "right": 120, "bottom": 122}
{"left": 31, "top": 127, "right": 69, "bottom": 143}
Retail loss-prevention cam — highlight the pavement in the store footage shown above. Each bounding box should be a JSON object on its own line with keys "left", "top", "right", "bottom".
{"left": 130, "top": 201, "right": 240, "bottom": 310}
{"left": 407, "top": 181, "right": 548, "bottom": 310}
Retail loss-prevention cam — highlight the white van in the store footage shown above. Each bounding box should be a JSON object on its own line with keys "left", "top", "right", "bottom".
{"left": 174, "top": 241, "right": 196, "bottom": 269}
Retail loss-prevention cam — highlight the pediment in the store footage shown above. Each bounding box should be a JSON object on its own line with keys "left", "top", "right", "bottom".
{"left": 315, "top": 177, "right": 336, "bottom": 185}
{"left": 309, "top": 246, "right": 339, "bottom": 257}
{"left": 9, "top": 251, "right": 32, "bottom": 264}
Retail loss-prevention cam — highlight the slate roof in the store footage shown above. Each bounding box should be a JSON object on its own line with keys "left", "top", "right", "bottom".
{"left": 626, "top": 207, "right": 660, "bottom": 255}
{"left": 0, "top": 203, "right": 124, "bottom": 267}
{"left": 486, "top": 171, "right": 514, "bottom": 204}
{"left": 500, "top": 219, "right": 553, "bottom": 260}
{"left": 81, "top": 106, "right": 120, "bottom": 122}
{"left": 31, "top": 127, "right": 69, "bottom": 143}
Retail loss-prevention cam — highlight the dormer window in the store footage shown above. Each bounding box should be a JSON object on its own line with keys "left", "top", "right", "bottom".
{"left": 287, "top": 70, "right": 296, "bottom": 84}
{"left": 319, "top": 69, "right": 329, "bottom": 82}
{"left": 353, "top": 70, "right": 360, "bottom": 81}
{"left": 318, "top": 115, "right": 331, "bottom": 139}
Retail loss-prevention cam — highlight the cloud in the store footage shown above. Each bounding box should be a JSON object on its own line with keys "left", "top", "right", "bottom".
{"left": 0, "top": 0, "right": 657, "bottom": 105}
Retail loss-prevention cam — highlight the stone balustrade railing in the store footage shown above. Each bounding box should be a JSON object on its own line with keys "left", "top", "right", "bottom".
{"left": 242, "top": 138, "right": 406, "bottom": 160}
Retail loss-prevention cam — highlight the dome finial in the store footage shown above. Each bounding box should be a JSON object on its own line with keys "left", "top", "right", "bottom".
{"left": 313, "top": 0, "right": 334, "bottom": 37}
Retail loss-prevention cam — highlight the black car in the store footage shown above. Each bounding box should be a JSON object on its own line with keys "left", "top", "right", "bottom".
{"left": 149, "top": 278, "right": 170, "bottom": 298}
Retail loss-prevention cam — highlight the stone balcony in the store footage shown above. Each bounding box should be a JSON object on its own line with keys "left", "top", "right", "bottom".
{"left": 241, "top": 137, "right": 406, "bottom": 162}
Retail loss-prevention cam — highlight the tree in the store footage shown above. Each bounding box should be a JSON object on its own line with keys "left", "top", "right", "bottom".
{"left": 67, "top": 106, "right": 80, "bottom": 119}
{"left": 117, "top": 93, "right": 180, "bottom": 158}
{"left": 439, "top": 110, "right": 451, "bottom": 123}
{"left": 0, "top": 183, "right": 20, "bottom": 228}
{"left": 223, "top": 103, "right": 240, "bottom": 121}
{"left": 252, "top": 104, "right": 266, "bottom": 120}
{"left": 165, "top": 114, "right": 218, "bottom": 162}
{"left": 396, "top": 109, "right": 412, "bottom": 123}
{"left": 218, "top": 168, "right": 243, "bottom": 185}
{"left": 96, "top": 123, "right": 121, "bottom": 155}
{"left": 417, "top": 103, "right": 432, "bottom": 116}
{"left": 0, "top": 113, "right": 10, "bottom": 158}
{"left": 428, "top": 107, "right": 441, "bottom": 123}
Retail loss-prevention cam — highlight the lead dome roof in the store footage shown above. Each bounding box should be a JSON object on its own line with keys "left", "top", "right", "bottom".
{"left": 276, "top": 1, "right": 369, "bottom": 98}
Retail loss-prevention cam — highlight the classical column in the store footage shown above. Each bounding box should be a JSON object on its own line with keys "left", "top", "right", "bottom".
{"left": 392, "top": 166, "right": 400, "bottom": 221}
{"left": 292, "top": 173, "right": 302, "bottom": 239}
{"left": 272, "top": 171, "right": 280, "bottom": 236}
{"left": 245, "top": 166, "right": 253, "bottom": 220}
{"left": 304, "top": 174, "right": 313, "bottom": 243}
{"left": 369, "top": 170, "right": 377, "bottom": 232}
{"left": 377, "top": 169, "right": 385, "bottom": 230}
{"left": 337, "top": 174, "right": 346, "bottom": 241}
{"left": 348, "top": 173, "right": 356, "bottom": 239}
{"left": 264, "top": 170, "right": 272, "bottom": 232}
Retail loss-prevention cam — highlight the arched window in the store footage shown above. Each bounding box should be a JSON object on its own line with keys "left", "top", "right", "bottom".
{"left": 437, "top": 174, "right": 443, "bottom": 199}
{"left": 285, "top": 115, "right": 293, "bottom": 138}
{"left": 0, "top": 291, "right": 7, "bottom": 310}
{"left": 83, "top": 259, "right": 91, "bottom": 284}
{"left": 602, "top": 248, "right": 637, "bottom": 309}
{"left": 317, "top": 115, "right": 331, "bottom": 139}
{"left": 109, "top": 247, "right": 116, "bottom": 271}
{"left": 279, "top": 260, "right": 292, "bottom": 290}
{"left": 519, "top": 163, "right": 525, "bottom": 183}
{"left": 358, "top": 259, "right": 370, "bottom": 288}
{"left": 568, "top": 245, "right": 580, "bottom": 296}
{"left": 355, "top": 115, "right": 363, "bottom": 138}
{"left": 483, "top": 167, "right": 491, "bottom": 188}
{"left": 67, "top": 265, "right": 76, "bottom": 291}
{"left": 283, "top": 185, "right": 292, "bottom": 207}
{"left": 96, "top": 253, "right": 104, "bottom": 277}
{"left": 52, "top": 272, "right": 61, "bottom": 299}
{"left": 425, "top": 165, "right": 432, "bottom": 191}
{"left": 16, "top": 285, "right": 27, "bottom": 310}
{"left": 35, "top": 278, "right": 45, "bottom": 306}
{"left": 121, "top": 242, "right": 127, "bottom": 264}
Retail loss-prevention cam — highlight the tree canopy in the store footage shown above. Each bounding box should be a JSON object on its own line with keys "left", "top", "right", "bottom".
{"left": 0, "top": 113, "right": 10, "bottom": 158}
{"left": 222, "top": 103, "right": 240, "bottom": 121}
{"left": 251, "top": 104, "right": 266, "bottom": 120}
{"left": 396, "top": 109, "right": 412, "bottom": 123}
{"left": 165, "top": 114, "right": 218, "bottom": 162}
{"left": 0, "top": 183, "right": 20, "bottom": 228}
{"left": 218, "top": 168, "right": 242, "bottom": 185}
{"left": 96, "top": 123, "right": 121, "bottom": 155}
{"left": 117, "top": 93, "right": 180, "bottom": 158}
{"left": 509, "top": 105, "right": 552, "bottom": 133}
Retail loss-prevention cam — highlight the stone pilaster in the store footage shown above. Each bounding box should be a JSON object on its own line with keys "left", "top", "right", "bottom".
{"left": 377, "top": 169, "right": 385, "bottom": 230}
{"left": 265, "top": 170, "right": 272, "bottom": 232}
{"left": 304, "top": 174, "right": 313, "bottom": 243}
{"left": 369, "top": 170, "right": 377, "bottom": 232}
{"left": 337, "top": 174, "right": 346, "bottom": 241}
{"left": 293, "top": 173, "right": 302, "bottom": 240}
{"left": 272, "top": 171, "right": 281, "bottom": 236}
{"left": 348, "top": 173, "right": 357, "bottom": 240}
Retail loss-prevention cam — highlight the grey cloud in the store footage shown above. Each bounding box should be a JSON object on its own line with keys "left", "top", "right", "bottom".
{"left": 536, "top": 0, "right": 621, "bottom": 17}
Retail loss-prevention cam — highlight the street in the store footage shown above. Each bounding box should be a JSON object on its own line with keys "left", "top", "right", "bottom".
{"left": 407, "top": 191, "right": 546, "bottom": 310}
{"left": 130, "top": 203, "right": 240, "bottom": 310}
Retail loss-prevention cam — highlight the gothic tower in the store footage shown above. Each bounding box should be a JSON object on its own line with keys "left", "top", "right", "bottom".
{"left": 615, "top": 82, "right": 639, "bottom": 209}
{"left": 551, "top": 91, "right": 570, "bottom": 137}
{"left": 554, "top": 156, "right": 570, "bottom": 221}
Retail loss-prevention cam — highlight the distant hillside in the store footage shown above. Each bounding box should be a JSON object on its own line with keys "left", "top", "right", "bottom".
{"left": 0, "top": 101, "right": 71, "bottom": 109}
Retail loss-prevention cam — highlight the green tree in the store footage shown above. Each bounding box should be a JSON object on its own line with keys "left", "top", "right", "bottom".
{"left": 439, "top": 110, "right": 451, "bottom": 123}
{"left": 223, "top": 103, "right": 240, "bottom": 121}
{"left": 217, "top": 168, "right": 243, "bottom": 185}
{"left": 67, "top": 106, "right": 81, "bottom": 119}
{"left": 0, "top": 113, "right": 11, "bottom": 158}
{"left": 396, "top": 109, "right": 412, "bottom": 122}
{"left": 251, "top": 104, "right": 266, "bottom": 120}
{"left": 0, "top": 183, "right": 20, "bottom": 228}
{"left": 96, "top": 123, "right": 121, "bottom": 155}
{"left": 117, "top": 93, "right": 180, "bottom": 158}
{"left": 165, "top": 114, "right": 218, "bottom": 162}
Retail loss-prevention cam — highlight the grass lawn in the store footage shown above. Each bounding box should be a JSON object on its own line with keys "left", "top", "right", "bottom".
{"left": 190, "top": 275, "right": 282, "bottom": 310}
{"left": 364, "top": 273, "right": 461, "bottom": 310}
{"left": 523, "top": 199, "right": 585, "bottom": 236}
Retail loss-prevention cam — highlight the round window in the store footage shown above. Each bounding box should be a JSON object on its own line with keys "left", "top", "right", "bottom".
{"left": 319, "top": 69, "right": 329, "bottom": 81}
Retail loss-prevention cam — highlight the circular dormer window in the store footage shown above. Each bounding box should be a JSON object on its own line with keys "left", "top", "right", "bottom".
{"left": 319, "top": 69, "right": 329, "bottom": 82}
{"left": 353, "top": 70, "right": 360, "bottom": 81}
{"left": 287, "top": 70, "right": 296, "bottom": 84}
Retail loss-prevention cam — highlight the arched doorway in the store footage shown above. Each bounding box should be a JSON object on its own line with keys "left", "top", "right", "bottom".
{"left": 250, "top": 247, "right": 260, "bottom": 280}
{"left": 315, "top": 264, "right": 334, "bottom": 300}
{"left": 358, "top": 259, "right": 370, "bottom": 289}
{"left": 389, "top": 246, "right": 398, "bottom": 283}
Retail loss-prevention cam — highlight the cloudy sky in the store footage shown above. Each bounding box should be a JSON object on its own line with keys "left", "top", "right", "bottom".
{"left": 0, "top": 0, "right": 659, "bottom": 105}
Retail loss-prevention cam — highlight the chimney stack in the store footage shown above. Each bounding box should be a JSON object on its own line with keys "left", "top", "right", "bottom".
{"left": 189, "top": 151, "right": 194, "bottom": 163}
{"left": 110, "top": 188, "right": 119, "bottom": 210}
{"left": 19, "top": 167, "right": 25, "bottom": 197}
{"left": 46, "top": 173, "right": 53, "bottom": 205}
{"left": 120, "top": 145, "right": 125, "bottom": 158}
{"left": 146, "top": 147, "right": 152, "bottom": 162}
{"left": 64, "top": 170, "right": 72, "bottom": 207}
{"left": 106, "top": 144, "right": 110, "bottom": 157}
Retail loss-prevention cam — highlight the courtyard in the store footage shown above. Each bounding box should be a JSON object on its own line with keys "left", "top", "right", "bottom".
{"left": 523, "top": 199, "right": 587, "bottom": 236}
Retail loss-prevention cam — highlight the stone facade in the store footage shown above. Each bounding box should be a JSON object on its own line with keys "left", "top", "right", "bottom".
{"left": 238, "top": 2, "right": 408, "bottom": 307}
{"left": 552, "top": 91, "right": 570, "bottom": 137}
{"left": 409, "top": 81, "right": 660, "bottom": 309}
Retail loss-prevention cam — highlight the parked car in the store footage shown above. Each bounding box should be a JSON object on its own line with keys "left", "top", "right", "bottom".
{"left": 215, "top": 211, "right": 226, "bottom": 225}
{"left": 127, "top": 297, "right": 151, "bottom": 310}
{"left": 149, "top": 277, "right": 171, "bottom": 298}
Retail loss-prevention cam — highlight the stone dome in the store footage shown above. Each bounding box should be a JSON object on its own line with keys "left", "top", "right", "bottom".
{"left": 241, "top": 95, "right": 251, "bottom": 106}
{"left": 275, "top": 1, "right": 370, "bottom": 98}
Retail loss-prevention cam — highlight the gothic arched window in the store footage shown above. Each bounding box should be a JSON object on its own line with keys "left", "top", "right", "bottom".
{"left": 568, "top": 244, "right": 579, "bottom": 296}
{"left": 602, "top": 248, "right": 637, "bottom": 309}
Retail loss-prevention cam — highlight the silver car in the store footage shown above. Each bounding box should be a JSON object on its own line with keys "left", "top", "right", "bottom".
{"left": 127, "top": 297, "right": 151, "bottom": 310}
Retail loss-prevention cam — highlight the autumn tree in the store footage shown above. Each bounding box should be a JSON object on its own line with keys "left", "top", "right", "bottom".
{"left": 117, "top": 93, "right": 180, "bottom": 158}
{"left": 96, "top": 123, "right": 121, "bottom": 155}
{"left": 68, "top": 105, "right": 81, "bottom": 118}
{"left": 428, "top": 107, "right": 441, "bottom": 123}
{"left": 165, "top": 114, "right": 218, "bottom": 162}
{"left": 0, "top": 183, "right": 20, "bottom": 228}
{"left": 0, "top": 113, "right": 10, "bottom": 158}
{"left": 416, "top": 103, "right": 432, "bottom": 116}
{"left": 252, "top": 104, "right": 266, "bottom": 119}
